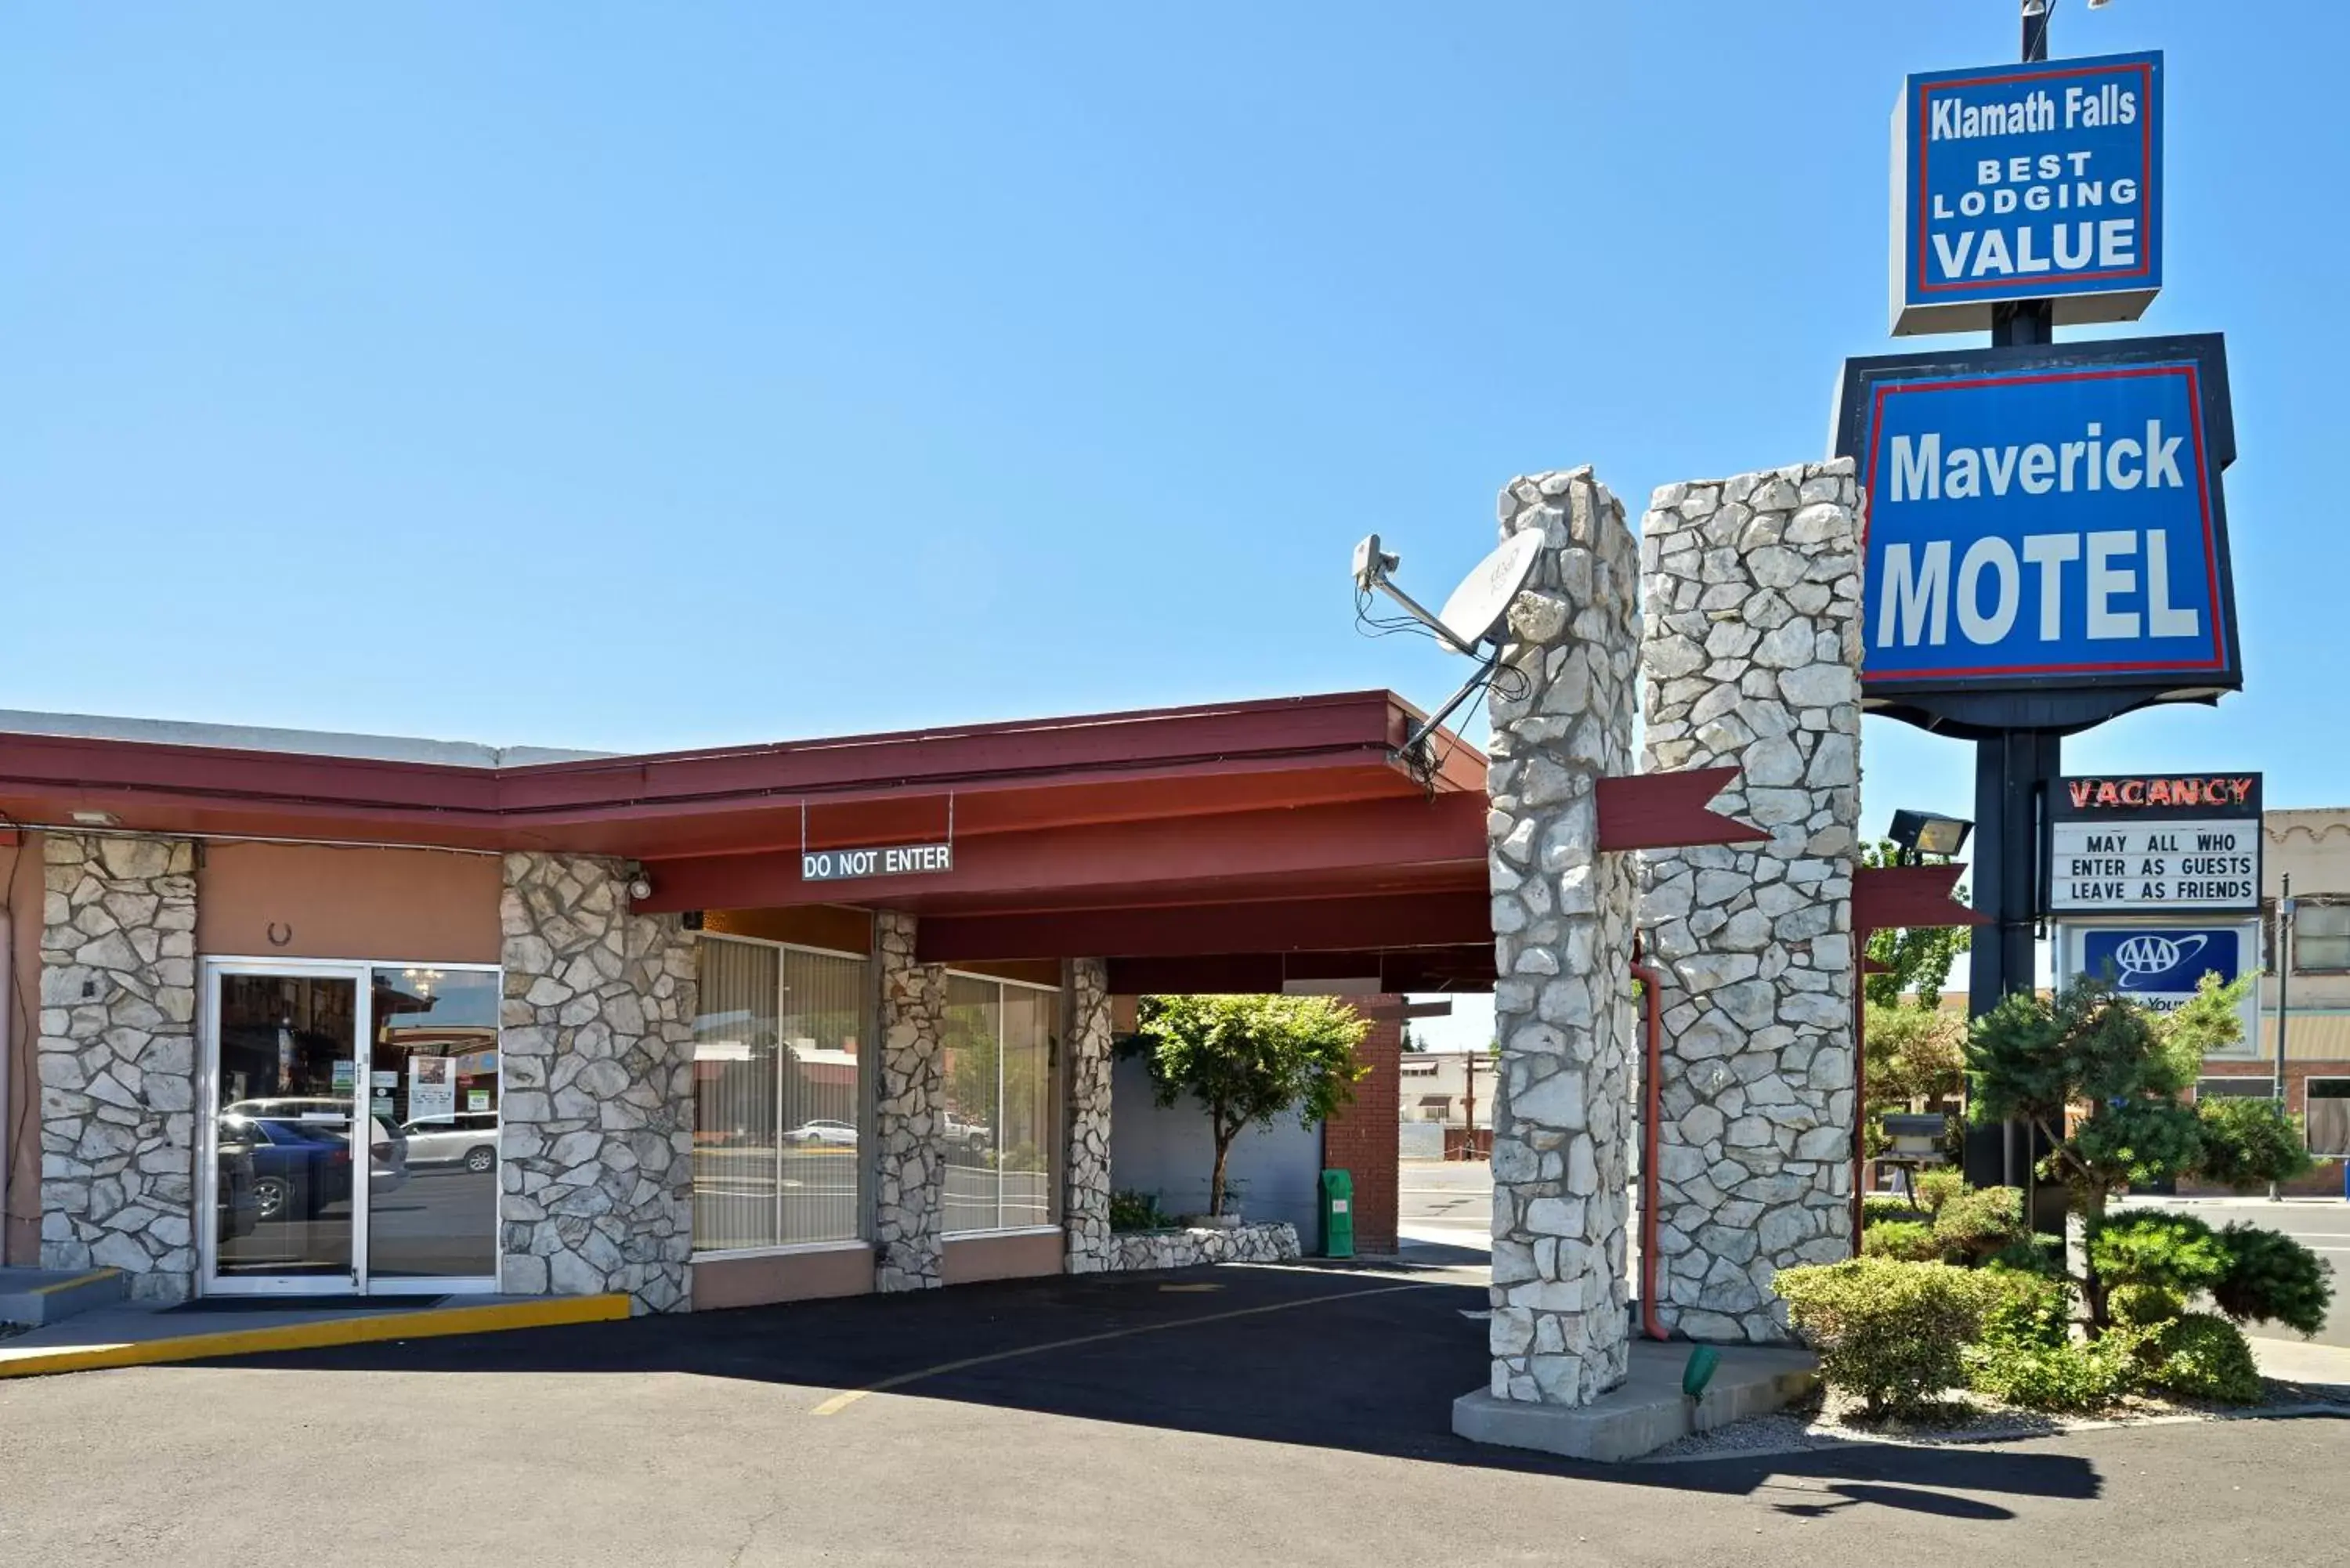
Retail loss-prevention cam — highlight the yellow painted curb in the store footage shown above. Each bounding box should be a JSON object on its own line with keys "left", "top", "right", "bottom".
{"left": 25, "top": 1267, "right": 121, "bottom": 1297}
{"left": 0, "top": 1292, "right": 631, "bottom": 1380}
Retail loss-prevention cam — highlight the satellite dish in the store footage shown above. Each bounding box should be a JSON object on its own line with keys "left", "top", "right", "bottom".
{"left": 1435, "top": 530, "right": 1544, "bottom": 652}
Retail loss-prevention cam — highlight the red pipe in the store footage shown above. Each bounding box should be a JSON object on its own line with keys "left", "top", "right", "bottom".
{"left": 1631, "top": 941, "right": 1667, "bottom": 1342}
{"left": 1852, "top": 980, "right": 1868, "bottom": 1250}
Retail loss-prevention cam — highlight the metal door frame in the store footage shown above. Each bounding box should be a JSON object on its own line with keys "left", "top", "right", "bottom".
{"left": 197, "top": 956, "right": 504, "bottom": 1297}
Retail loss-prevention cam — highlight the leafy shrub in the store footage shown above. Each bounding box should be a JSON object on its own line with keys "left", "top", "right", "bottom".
{"left": 1931, "top": 1183, "right": 2029, "bottom": 1264}
{"left": 2142, "top": 1313, "right": 2264, "bottom": 1405}
{"left": 2106, "top": 1284, "right": 2186, "bottom": 1328}
{"left": 1914, "top": 1169, "right": 1966, "bottom": 1217}
{"left": 2193, "top": 1097, "right": 2315, "bottom": 1190}
{"left": 1863, "top": 1194, "right": 1925, "bottom": 1227}
{"left": 1862, "top": 1219, "right": 1942, "bottom": 1262}
{"left": 1774, "top": 1258, "right": 2000, "bottom": 1418}
{"left": 1965, "top": 1333, "right": 2138, "bottom": 1413}
{"left": 1985, "top": 1234, "right": 2066, "bottom": 1277}
{"left": 1979, "top": 1266, "right": 2075, "bottom": 1350}
{"left": 2087, "top": 1211, "right": 2229, "bottom": 1295}
{"left": 2212, "top": 1223, "right": 2334, "bottom": 1336}
{"left": 1108, "top": 1190, "right": 1166, "bottom": 1233}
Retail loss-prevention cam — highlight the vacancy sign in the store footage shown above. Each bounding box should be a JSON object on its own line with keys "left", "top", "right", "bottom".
{"left": 1891, "top": 51, "right": 2162, "bottom": 334}
{"left": 1835, "top": 334, "right": 2240, "bottom": 699}
{"left": 2049, "top": 771, "right": 2263, "bottom": 914}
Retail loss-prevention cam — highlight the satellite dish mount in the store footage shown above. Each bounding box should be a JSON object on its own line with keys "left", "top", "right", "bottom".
{"left": 1351, "top": 529, "right": 1545, "bottom": 768}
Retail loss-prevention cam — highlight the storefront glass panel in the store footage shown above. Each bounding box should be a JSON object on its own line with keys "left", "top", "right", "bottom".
{"left": 942, "top": 974, "right": 1058, "bottom": 1234}
{"left": 369, "top": 966, "right": 501, "bottom": 1281}
{"left": 692, "top": 936, "right": 872, "bottom": 1252}
{"left": 212, "top": 973, "right": 362, "bottom": 1281}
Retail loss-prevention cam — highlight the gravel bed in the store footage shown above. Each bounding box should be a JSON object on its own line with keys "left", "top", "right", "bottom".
{"left": 1643, "top": 1378, "right": 2346, "bottom": 1463}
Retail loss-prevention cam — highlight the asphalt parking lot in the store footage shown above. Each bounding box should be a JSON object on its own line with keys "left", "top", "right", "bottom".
{"left": 3, "top": 1259, "right": 2345, "bottom": 1566}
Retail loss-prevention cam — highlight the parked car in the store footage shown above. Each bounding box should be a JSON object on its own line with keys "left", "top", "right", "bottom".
{"left": 780, "top": 1118, "right": 859, "bottom": 1147}
{"left": 400, "top": 1111, "right": 500, "bottom": 1173}
{"left": 942, "top": 1113, "right": 992, "bottom": 1154}
{"left": 223, "top": 1099, "right": 408, "bottom": 1215}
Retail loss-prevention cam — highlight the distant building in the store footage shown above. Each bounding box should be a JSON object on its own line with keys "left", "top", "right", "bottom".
{"left": 2195, "top": 807, "right": 2350, "bottom": 1177}
{"left": 1396, "top": 1050, "right": 1495, "bottom": 1129}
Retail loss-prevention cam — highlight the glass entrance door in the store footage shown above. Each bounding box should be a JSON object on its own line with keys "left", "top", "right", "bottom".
{"left": 203, "top": 958, "right": 504, "bottom": 1296}
{"left": 208, "top": 967, "right": 366, "bottom": 1290}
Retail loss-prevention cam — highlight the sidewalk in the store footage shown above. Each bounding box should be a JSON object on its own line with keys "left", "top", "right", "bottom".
{"left": 2246, "top": 1332, "right": 2350, "bottom": 1388}
{"left": 0, "top": 1292, "right": 627, "bottom": 1378}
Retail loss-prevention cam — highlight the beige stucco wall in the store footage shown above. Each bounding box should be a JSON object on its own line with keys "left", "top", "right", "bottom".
{"left": 195, "top": 841, "right": 501, "bottom": 964}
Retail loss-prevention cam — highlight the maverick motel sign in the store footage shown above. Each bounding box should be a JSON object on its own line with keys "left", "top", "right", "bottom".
{"left": 1891, "top": 51, "right": 2163, "bottom": 334}
{"left": 1835, "top": 334, "right": 2240, "bottom": 721}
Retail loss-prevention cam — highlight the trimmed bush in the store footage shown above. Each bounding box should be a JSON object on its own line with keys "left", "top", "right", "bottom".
{"left": 1774, "top": 1258, "right": 2000, "bottom": 1418}
{"left": 1914, "top": 1168, "right": 1966, "bottom": 1217}
{"left": 1979, "top": 1266, "right": 2076, "bottom": 1350}
{"left": 1862, "top": 1219, "right": 1942, "bottom": 1262}
{"left": 1931, "top": 1183, "right": 2029, "bottom": 1264}
{"left": 1985, "top": 1234, "right": 2066, "bottom": 1277}
{"left": 1863, "top": 1194, "right": 1925, "bottom": 1227}
{"left": 2212, "top": 1223, "right": 2334, "bottom": 1337}
{"left": 1965, "top": 1333, "right": 2138, "bottom": 1413}
{"left": 2142, "top": 1313, "right": 2264, "bottom": 1405}
{"left": 2087, "top": 1211, "right": 2229, "bottom": 1295}
{"left": 2107, "top": 1283, "right": 2186, "bottom": 1328}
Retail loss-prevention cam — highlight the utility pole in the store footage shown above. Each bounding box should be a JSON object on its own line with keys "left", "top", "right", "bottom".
{"left": 2272, "top": 873, "right": 2294, "bottom": 1201}
{"left": 1460, "top": 1050, "right": 1478, "bottom": 1160}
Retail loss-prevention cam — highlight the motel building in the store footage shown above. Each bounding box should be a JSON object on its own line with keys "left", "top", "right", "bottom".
{"left": 0, "top": 695, "right": 1480, "bottom": 1310}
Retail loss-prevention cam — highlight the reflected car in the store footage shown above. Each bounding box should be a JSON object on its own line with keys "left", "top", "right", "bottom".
{"left": 223, "top": 1099, "right": 408, "bottom": 1205}
{"left": 941, "top": 1113, "right": 992, "bottom": 1154}
{"left": 400, "top": 1111, "right": 500, "bottom": 1173}
{"left": 780, "top": 1118, "right": 859, "bottom": 1147}
{"left": 214, "top": 1126, "right": 259, "bottom": 1241}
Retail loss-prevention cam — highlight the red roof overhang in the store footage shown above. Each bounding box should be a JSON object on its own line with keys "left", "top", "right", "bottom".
{"left": 0, "top": 692, "right": 1500, "bottom": 987}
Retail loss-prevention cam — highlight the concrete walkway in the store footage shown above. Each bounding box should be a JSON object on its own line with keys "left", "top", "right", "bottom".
{"left": 0, "top": 1292, "right": 628, "bottom": 1378}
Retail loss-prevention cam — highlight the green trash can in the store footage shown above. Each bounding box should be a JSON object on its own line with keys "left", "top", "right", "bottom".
{"left": 1320, "top": 1169, "right": 1355, "bottom": 1259}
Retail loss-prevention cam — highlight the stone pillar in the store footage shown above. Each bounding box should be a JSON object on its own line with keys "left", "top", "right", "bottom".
{"left": 1638, "top": 460, "right": 1864, "bottom": 1342}
{"left": 873, "top": 910, "right": 945, "bottom": 1292}
{"left": 36, "top": 833, "right": 198, "bottom": 1300}
{"left": 497, "top": 852, "right": 698, "bottom": 1313}
{"left": 1483, "top": 467, "right": 1643, "bottom": 1406}
{"left": 1061, "top": 956, "right": 1114, "bottom": 1274}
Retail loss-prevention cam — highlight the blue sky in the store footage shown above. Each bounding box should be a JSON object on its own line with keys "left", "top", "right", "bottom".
{"left": 4, "top": 5, "right": 2341, "bottom": 1041}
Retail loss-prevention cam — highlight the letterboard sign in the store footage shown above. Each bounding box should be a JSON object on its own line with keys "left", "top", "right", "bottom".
{"left": 1835, "top": 334, "right": 2240, "bottom": 717}
{"left": 2048, "top": 771, "right": 2261, "bottom": 914}
{"left": 1891, "top": 51, "right": 2163, "bottom": 334}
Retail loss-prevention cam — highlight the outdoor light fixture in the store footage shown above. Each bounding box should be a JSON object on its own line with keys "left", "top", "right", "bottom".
{"left": 70, "top": 810, "right": 119, "bottom": 826}
{"left": 1887, "top": 808, "right": 1973, "bottom": 865}
{"left": 627, "top": 875, "right": 654, "bottom": 902}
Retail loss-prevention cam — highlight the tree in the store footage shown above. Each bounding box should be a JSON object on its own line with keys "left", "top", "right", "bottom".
{"left": 2164, "top": 973, "right": 2314, "bottom": 1190}
{"left": 1863, "top": 1002, "right": 1966, "bottom": 1156}
{"left": 1967, "top": 976, "right": 2208, "bottom": 1328}
{"left": 1859, "top": 840, "right": 1971, "bottom": 1010}
{"left": 1127, "top": 994, "right": 1369, "bottom": 1218}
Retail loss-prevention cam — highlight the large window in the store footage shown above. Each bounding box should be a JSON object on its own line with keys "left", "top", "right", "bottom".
{"left": 692, "top": 936, "right": 872, "bottom": 1254}
{"left": 940, "top": 974, "right": 1058, "bottom": 1234}
{"left": 2295, "top": 902, "right": 2350, "bottom": 974}
{"left": 2309, "top": 1080, "right": 2350, "bottom": 1159}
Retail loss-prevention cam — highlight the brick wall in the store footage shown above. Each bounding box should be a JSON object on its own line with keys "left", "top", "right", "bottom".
{"left": 1321, "top": 997, "right": 1401, "bottom": 1255}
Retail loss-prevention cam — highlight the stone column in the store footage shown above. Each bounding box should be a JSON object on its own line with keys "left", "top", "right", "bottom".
{"left": 1061, "top": 957, "right": 1114, "bottom": 1274}
{"left": 497, "top": 853, "right": 698, "bottom": 1313}
{"left": 1483, "top": 467, "right": 1643, "bottom": 1407}
{"left": 873, "top": 910, "right": 945, "bottom": 1292}
{"left": 36, "top": 833, "right": 198, "bottom": 1300}
{"left": 1638, "top": 460, "right": 1864, "bottom": 1342}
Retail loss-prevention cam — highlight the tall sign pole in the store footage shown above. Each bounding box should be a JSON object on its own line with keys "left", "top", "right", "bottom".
{"left": 1968, "top": 0, "right": 2059, "bottom": 1195}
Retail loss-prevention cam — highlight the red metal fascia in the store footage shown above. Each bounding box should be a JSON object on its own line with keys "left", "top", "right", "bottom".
{"left": 633, "top": 791, "right": 1488, "bottom": 914}
{"left": 916, "top": 891, "right": 1494, "bottom": 963}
